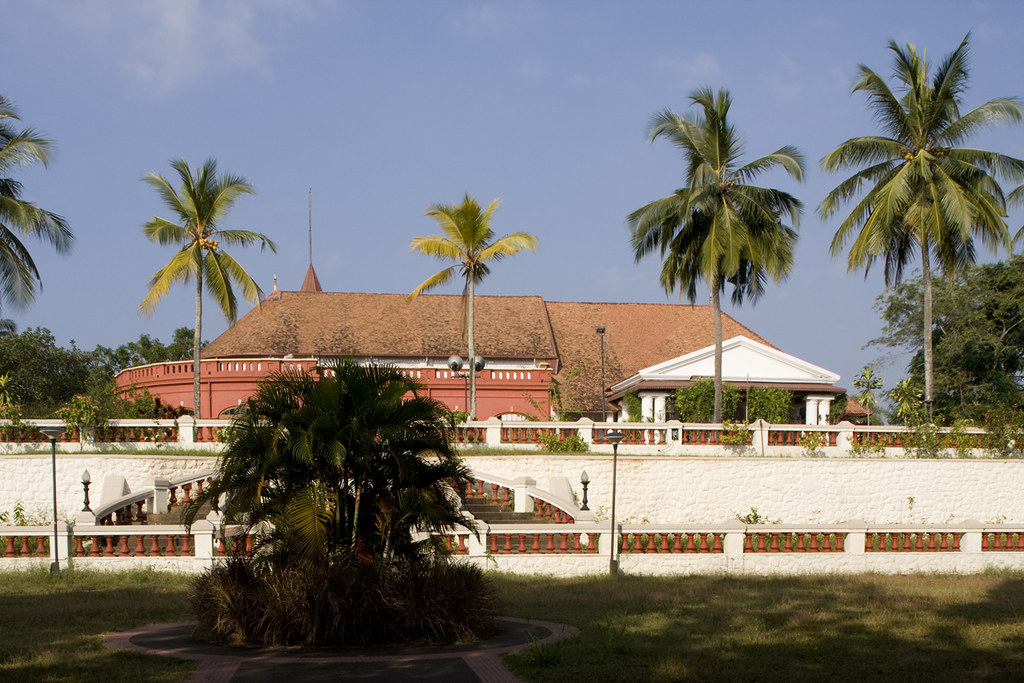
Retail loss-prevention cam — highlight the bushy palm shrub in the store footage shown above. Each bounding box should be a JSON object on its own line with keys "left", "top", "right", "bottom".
{"left": 187, "top": 361, "right": 492, "bottom": 646}
{"left": 192, "top": 556, "right": 494, "bottom": 646}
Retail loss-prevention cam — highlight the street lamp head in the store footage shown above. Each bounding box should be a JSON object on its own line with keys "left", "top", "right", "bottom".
{"left": 39, "top": 426, "right": 64, "bottom": 442}
{"left": 596, "top": 326, "right": 605, "bottom": 335}
{"left": 474, "top": 356, "right": 486, "bottom": 372}
{"left": 81, "top": 470, "right": 91, "bottom": 485}
{"left": 447, "top": 355, "right": 464, "bottom": 372}
{"left": 580, "top": 469, "right": 590, "bottom": 485}
{"left": 604, "top": 430, "right": 626, "bottom": 446}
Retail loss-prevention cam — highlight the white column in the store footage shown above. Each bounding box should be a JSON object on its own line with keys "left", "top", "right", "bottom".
{"left": 653, "top": 395, "right": 667, "bottom": 422}
{"left": 818, "top": 398, "right": 831, "bottom": 424}
{"left": 804, "top": 397, "right": 819, "bottom": 425}
{"left": 641, "top": 394, "right": 654, "bottom": 421}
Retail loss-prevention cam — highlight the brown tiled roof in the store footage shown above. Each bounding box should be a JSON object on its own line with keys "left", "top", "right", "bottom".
{"left": 544, "top": 301, "right": 774, "bottom": 413}
{"left": 202, "top": 291, "right": 782, "bottom": 413}
{"left": 201, "top": 292, "right": 558, "bottom": 361}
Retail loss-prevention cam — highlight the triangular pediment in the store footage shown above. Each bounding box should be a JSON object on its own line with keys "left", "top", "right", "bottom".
{"left": 637, "top": 336, "right": 839, "bottom": 384}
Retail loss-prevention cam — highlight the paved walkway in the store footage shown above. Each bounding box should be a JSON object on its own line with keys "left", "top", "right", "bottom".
{"left": 106, "top": 617, "right": 578, "bottom": 682}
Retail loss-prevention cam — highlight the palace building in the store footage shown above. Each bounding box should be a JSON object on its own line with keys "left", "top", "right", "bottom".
{"left": 115, "top": 267, "right": 846, "bottom": 422}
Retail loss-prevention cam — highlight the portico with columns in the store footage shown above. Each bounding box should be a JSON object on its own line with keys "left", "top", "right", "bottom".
{"left": 608, "top": 336, "right": 844, "bottom": 424}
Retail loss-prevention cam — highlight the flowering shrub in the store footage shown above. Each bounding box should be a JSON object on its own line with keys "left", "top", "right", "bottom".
{"left": 55, "top": 395, "right": 100, "bottom": 436}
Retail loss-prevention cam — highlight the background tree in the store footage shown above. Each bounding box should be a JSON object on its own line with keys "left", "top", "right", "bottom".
{"left": 0, "top": 327, "right": 89, "bottom": 416}
{"left": 852, "top": 365, "right": 884, "bottom": 425}
{"left": 409, "top": 194, "right": 537, "bottom": 419}
{"left": 887, "top": 378, "right": 923, "bottom": 425}
{"left": 629, "top": 88, "right": 804, "bottom": 422}
{"left": 0, "top": 95, "right": 73, "bottom": 314}
{"left": 872, "top": 257, "right": 1024, "bottom": 423}
{"left": 140, "top": 158, "right": 276, "bottom": 419}
{"left": 820, "top": 35, "right": 1024, "bottom": 420}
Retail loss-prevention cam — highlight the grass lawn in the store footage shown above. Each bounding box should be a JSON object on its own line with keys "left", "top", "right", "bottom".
{"left": 493, "top": 571, "right": 1024, "bottom": 681}
{"left": 0, "top": 567, "right": 195, "bottom": 682}
{"left": 5, "top": 568, "right": 1024, "bottom": 681}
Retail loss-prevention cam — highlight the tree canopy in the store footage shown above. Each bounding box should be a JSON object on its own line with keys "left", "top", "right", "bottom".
{"left": 140, "top": 158, "right": 276, "bottom": 418}
{"left": 871, "top": 256, "right": 1024, "bottom": 423}
{"left": 0, "top": 95, "right": 73, "bottom": 315}
{"left": 629, "top": 87, "right": 803, "bottom": 422}
{"left": 820, "top": 35, "right": 1024, "bottom": 417}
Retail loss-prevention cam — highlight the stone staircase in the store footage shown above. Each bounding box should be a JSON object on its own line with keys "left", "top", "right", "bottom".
{"left": 461, "top": 495, "right": 548, "bottom": 525}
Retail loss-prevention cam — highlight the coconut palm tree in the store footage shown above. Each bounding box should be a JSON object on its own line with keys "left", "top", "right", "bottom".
{"left": 409, "top": 194, "right": 538, "bottom": 419}
{"left": 820, "top": 35, "right": 1024, "bottom": 420}
{"left": 185, "top": 360, "right": 473, "bottom": 565}
{"left": 0, "top": 95, "right": 73, "bottom": 313}
{"left": 629, "top": 87, "right": 804, "bottom": 422}
{"left": 140, "top": 158, "right": 276, "bottom": 419}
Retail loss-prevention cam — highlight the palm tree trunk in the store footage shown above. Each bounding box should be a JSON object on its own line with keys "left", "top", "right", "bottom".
{"left": 468, "top": 274, "right": 477, "bottom": 420}
{"left": 711, "top": 279, "right": 723, "bottom": 423}
{"left": 921, "top": 243, "right": 934, "bottom": 421}
{"left": 194, "top": 272, "right": 203, "bottom": 423}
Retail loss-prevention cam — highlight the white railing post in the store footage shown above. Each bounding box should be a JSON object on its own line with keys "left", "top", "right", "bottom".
{"left": 178, "top": 416, "right": 195, "bottom": 446}
{"left": 484, "top": 417, "right": 502, "bottom": 447}
{"left": 845, "top": 520, "right": 867, "bottom": 554}
{"left": 960, "top": 520, "right": 983, "bottom": 553}
{"left": 749, "top": 419, "right": 769, "bottom": 456}
{"left": 512, "top": 476, "right": 536, "bottom": 514}
{"left": 152, "top": 478, "right": 171, "bottom": 514}
{"left": 191, "top": 519, "right": 216, "bottom": 560}
{"left": 835, "top": 421, "right": 855, "bottom": 454}
{"left": 722, "top": 519, "right": 746, "bottom": 556}
{"left": 576, "top": 418, "right": 594, "bottom": 447}
{"left": 56, "top": 522, "right": 73, "bottom": 567}
{"left": 465, "top": 525, "right": 488, "bottom": 557}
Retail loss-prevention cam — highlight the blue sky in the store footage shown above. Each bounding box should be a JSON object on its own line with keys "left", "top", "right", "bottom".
{"left": 3, "top": 0, "right": 1023, "bottom": 394}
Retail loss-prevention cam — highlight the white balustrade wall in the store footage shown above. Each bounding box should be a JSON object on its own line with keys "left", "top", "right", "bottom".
{"left": 4, "top": 453, "right": 1024, "bottom": 527}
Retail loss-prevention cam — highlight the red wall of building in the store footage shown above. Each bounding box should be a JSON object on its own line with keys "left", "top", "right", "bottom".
{"left": 116, "top": 359, "right": 552, "bottom": 419}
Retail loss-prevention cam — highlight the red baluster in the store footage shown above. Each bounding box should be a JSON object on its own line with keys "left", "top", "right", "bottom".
{"left": 743, "top": 534, "right": 753, "bottom": 553}
{"left": 796, "top": 534, "right": 806, "bottom": 553}
{"left": 699, "top": 533, "right": 710, "bottom": 553}
{"left": 712, "top": 533, "right": 723, "bottom": 553}
{"left": 559, "top": 533, "right": 569, "bottom": 553}
{"left": 646, "top": 534, "right": 657, "bottom": 553}
{"left": 517, "top": 534, "right": 526, "bottom": 553}
{"left": 545, "top": 534, "right": 555, "bottom": 552}
{"left": 952, "top": 534, "right": 961, "bottom": 551}
{"left": 685, "top": 533, "right": 696, "bottom": 553}
{"left": 672, "top": 533, "right": 683, "bottom": 553}
{"left": 166, "top": 534, "right": 176, "bottom": 556}
{"left": 104, "top": 535, "right": 114, "bottom": 556}
{"left": 770, "top": 533, "right": 780, "bottom": 552}
{"left": 504, "top": 534, "right": 512, "bottom": 553}
{"left": 118, "top": 535, "right": 129, "bottom": 555}
{"left": 531, "top": 534, "right": 541, "bottom": 552}
{"left": 18, "top": 536, "right": 29, "bottom": 556}
{"left": 74, "top": 536, "right": 85, "bottom": 557}
{"left": 150, "top": 535, "right": 161, "bottom": 555}
{"left": 457, "top": 535, "right": 467, "bottom": 554}
{"left": 181, "top": 534, "right": 191, "bottom": 556}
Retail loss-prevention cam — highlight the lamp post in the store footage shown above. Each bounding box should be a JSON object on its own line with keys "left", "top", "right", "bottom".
{"left": 604, "top": 430, "right": 625, "bottom": 575}
{"left": 596, "top": 326, "right": 606, "bottom": 421}
{"left": 81, "top": 470, "right": 92, "bottom": 512}
{"left": 39, "top": 426, "right": 64, "bottom": 573}
{"left": 448, "top": 355, "right": 486, "bottom": 418}
{"left": 579, "top": 470, "right": 590, "bottom": 511}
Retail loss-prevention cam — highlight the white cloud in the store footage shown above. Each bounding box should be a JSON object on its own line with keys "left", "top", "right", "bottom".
{"left": 515, "top": 58, "right": 546, "bottom": 80}
{"left": 35, "top": 0, "right": 310, "bottom": 95}
{"left": 454, "top": 4, "right": 509, "bottom": 37}
{"left": 657, "top": 52, "right": 722, "bottom": 85}
{"left": 766, "top": 55, "right": 802, "bottom": 102}
{"left": 126, "top": 0, "right": 271, "bottom": 94}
